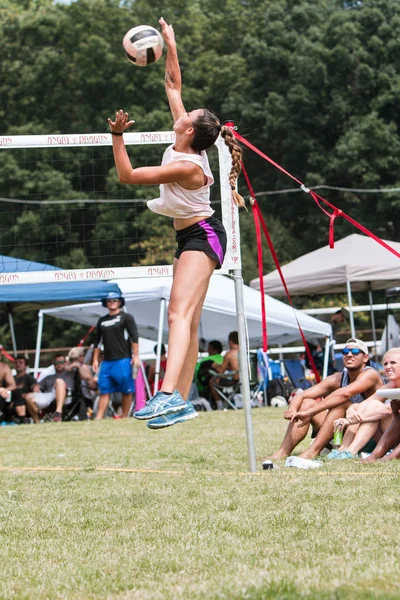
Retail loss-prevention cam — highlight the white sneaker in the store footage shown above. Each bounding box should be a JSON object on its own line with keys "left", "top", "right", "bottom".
{"left": 285, "top": 456, "right": 323, "bottom": 470}
{"left": 360, "top": 452, "right": 371, "bottom": 460}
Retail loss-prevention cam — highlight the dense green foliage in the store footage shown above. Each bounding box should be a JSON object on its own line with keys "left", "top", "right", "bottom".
{"left": 0, "top": 0, "right": 399, "bottom": 349}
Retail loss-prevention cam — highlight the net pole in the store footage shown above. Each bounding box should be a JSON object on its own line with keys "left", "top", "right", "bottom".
{"left": 233, "top": 271, "right": 257, "bottom": 472}
{"left": 216, "top": 134, "right": 256, "bottom": 473}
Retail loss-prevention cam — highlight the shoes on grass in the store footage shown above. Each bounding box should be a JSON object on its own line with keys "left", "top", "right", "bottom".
{"left": 333, "top": 450, "right": 357, "bottom": 460}
{"left": 147, "top": 402, "right": 198, "bottom": 429}
{"left": 134, "top": 390, "right": 186, "bottom": 420}
{"left": 285, "top": 456, "right": 323, "bottom": 470}
{"left": 51, "top": 412, "right": 62, "bottom": 422}
{"left": 327, "top": 449, "right": 342, "bottom": 460}
{"left": 262, "top": 460, "right": 279, "bottom": 471}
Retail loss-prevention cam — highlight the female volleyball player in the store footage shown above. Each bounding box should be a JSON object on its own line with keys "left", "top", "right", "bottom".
{"left": 108, "top": 17, "right": 243, "bottom": 429}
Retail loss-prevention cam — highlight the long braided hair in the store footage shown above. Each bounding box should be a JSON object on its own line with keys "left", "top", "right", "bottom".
{"left": 191, "top": 109, "right": 245, "bottom": 208}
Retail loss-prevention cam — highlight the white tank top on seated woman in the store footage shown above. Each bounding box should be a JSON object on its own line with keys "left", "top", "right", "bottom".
{"left": 147, "top": 145, "right": 214, "bottom": 219}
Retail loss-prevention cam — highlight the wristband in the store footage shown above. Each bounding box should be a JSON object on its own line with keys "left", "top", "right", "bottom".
{"left": 111, "top": 131, "right": 123, "bottom": 136}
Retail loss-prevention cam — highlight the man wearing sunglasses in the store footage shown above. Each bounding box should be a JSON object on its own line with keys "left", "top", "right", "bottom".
{"left": 267, "top": 338, "right": 383, "bottom": 463}
{"left": 25, "top": 353, "right": 77, "bottom": 423}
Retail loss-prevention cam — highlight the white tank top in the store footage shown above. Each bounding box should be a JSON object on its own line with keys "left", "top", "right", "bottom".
{"left": 147, "top": 145, "right": 214, "bottom": 219}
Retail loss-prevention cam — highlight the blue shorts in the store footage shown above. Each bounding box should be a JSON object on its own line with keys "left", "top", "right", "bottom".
{"left": 98, "top": 358, "right": 135, "bottom": 395}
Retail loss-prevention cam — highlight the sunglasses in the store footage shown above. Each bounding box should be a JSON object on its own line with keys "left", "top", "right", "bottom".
{"left": 342, "top": 348, "right": 364, "bottom": 356}
{"left": 54, "top": 360, "right": 65, "bottom": 365}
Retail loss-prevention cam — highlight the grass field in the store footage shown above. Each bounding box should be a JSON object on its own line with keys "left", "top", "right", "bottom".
{"left": 1, "top": 408, "right": 400, "bottom": 600}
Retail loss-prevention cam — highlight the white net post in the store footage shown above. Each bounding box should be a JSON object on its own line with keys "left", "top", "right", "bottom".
{"left": 216, "top": 135, "right": 256, "bottom": 473}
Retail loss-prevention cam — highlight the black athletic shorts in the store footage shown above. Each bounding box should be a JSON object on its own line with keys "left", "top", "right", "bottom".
{"left": 175, "top": 217, "right": 227, "bottom": 269}
{"left": 11, "top": 389, "right": 25, "bottom": 407}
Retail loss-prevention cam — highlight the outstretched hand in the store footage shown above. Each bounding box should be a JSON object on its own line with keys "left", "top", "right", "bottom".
{"left": 159, "top": 17, "right": 176, "bottom": 46}
{"left": 108, "top": 110, "right": 135, "bottom": 134}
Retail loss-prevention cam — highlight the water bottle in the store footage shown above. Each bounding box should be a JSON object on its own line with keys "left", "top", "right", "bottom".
{"left": 333, "top": 429, "right": 343, "bottom": 449}
{"left": 132, "top": 364, "right": 138, "bottom": 379}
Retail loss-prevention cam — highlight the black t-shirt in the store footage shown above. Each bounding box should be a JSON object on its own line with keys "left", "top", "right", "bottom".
{"left": 95, "top": 311, "right": 138, "bottom": 361}
{"left": 15, "top": 373, "right": 37, "bottom": 394}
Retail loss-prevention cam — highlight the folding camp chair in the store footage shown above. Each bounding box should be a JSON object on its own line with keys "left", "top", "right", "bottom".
{"left": 283, "top": 359, "right": 313, "bottom": 390}
{"left": 208, "top": 370, "right": 241, "bottom": 410}
{"left": 43, "top": 368, "right": 89, "bottom": 422}
{"left": 249, "top": 351, "right": 286, "bottom": 407}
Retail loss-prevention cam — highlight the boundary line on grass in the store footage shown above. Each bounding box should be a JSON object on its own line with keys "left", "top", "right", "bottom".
{"left": 0, "top": 466, "right": 398, "bottom": 477}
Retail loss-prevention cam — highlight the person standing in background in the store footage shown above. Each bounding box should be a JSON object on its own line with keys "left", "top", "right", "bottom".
{"left": 92, "top": 292, "right": 140, "bottom": 419}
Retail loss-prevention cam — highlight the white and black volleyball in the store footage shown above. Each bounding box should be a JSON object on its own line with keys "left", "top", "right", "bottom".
{"left": 123, "top": 25, "right": 164, "bottom": 67}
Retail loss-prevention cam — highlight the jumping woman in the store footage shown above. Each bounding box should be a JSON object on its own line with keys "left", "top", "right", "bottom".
{"left": 108, "top": 17, "right": 243, "bottom": 429}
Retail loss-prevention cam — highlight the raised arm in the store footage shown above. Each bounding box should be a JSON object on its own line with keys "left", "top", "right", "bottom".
{"left": 159, "top": 17, "right": 186, "bottom": 122}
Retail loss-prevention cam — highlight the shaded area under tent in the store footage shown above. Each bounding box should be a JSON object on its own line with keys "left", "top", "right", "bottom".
{"left": 0, "top": 255, "right": 120, "bottom": 355}
{"left": 39, "top": 274, "right": 332, "bottom": 388}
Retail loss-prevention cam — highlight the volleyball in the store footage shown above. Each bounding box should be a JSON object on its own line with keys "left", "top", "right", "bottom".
{"left": 123, "top": 25, "right": 164, "bottom": 67}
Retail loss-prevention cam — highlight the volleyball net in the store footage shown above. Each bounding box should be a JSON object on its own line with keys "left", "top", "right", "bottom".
{"left": 0, "top": 131, "right": 241, "bottom": 285}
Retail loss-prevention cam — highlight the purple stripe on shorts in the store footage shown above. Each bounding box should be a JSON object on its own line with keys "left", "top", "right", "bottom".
{"left": 199, "top": 220, "right": 224, "bottom": 266}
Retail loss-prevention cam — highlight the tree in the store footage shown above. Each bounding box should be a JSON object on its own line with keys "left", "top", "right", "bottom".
{"left": 1, "top": 0, "right": 400, "bottom": 350}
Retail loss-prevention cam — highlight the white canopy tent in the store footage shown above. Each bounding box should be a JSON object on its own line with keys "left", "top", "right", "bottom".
{"left": 38, "top": 274, "right": 331, "bottom": 351}
{"left": 250, "top": 234, "right": 400, "bottom": 343}
{"left": 36, "top": 274, "right": 331, "bottom": 387}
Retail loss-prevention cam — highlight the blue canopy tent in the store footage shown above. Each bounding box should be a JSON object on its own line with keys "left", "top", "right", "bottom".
{"left": 0, "top": 255, "right": 121, "bottom": 354}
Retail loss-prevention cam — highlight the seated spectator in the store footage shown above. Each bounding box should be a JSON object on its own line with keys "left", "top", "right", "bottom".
{"left": 12, "top": 355, "right": 38, "bottom": 423}
{"left": 0, "top": 359, "right": 16, "bottom": 422}
{"left": 194, "top": 340, "right": 224, "bottom": 399}
{"left": 209, "top": 332, "right": 240, "bottom": 410}
{"left": 329, "top": 400, "right": 392, "bottom": 459}
{"left": 25, "top": 353, "right": 77, "bottom": 423}
{"left": 67, "top": 347, "right": 98, "bottom": 405}
{"left": 267, "top": 339, "right": 383, "bottom": 461}
{"left": 304, "top": 343, "right": 325, "bottom": 378}
{"left": 359, "top": 347, "right": 400, "bottom": 463}
{"left": 147, "top": 344, "right": 167, "bottom": 394}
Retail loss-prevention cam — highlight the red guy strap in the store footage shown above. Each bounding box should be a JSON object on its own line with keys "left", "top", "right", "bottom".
{"left": 232, "top": 129, "right": 400, "bottom": 258}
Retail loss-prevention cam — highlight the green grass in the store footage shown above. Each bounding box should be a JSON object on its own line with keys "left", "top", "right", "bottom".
{"left": 1, "top": 408, "right": 400, "bottom": 599}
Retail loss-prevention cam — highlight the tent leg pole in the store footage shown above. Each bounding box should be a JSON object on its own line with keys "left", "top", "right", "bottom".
{"left": 34, "top": 311, "right": 44, "bottom": 379}
{"left": 7, "top": 306, "right": 17, "bottom": 357}
{"left": 346, "top": 280, "right": 356, "bottom": 338}
{"left": 154, "top": 298, "right": 166, "bottom": 393}
{"left": 233, "top": 269, "right": 256, "bottom": 473}
{"left": 322, "top": 336, "right": 331, "bottom": 379}
{"left": 278, "top": 346, "right": 285, "bottom": 377}
{"left": 368, "top": 284, "right": 377, "bottom": 361}
{"left": 140, "top": 363, "right": 152, "bottom": 400}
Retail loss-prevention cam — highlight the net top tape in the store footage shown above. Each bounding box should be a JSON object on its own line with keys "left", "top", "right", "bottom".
{"left": 0, "top": 264, "right": 231, "bottom": 285}
{"left": 0, "top": 131, "right": 175, "bottom": 149}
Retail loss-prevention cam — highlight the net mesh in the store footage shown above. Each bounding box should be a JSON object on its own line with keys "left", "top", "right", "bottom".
{"left": 0, "top": 141, "right": 222, "bottom": 271}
